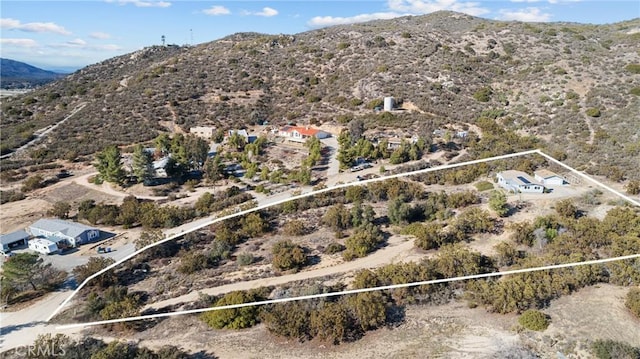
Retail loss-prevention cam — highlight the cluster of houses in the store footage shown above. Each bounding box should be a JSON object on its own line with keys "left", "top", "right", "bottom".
{"left": 0, "top": 218, "right": 101, "bottom": 256}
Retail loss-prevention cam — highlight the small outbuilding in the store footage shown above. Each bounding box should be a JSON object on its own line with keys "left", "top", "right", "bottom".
{"left": 28, "top": 238, "right": 59, "bottom": 255}
{"left": 534, "top": 169, "right": 566, "bottom": 186}
{"left": 28, "top": 218, "right": 100, "bottom": 248}
{"left": 497, "top": 170, "right": 545, "bottom": 194}
{"left": 0, "top": 230, "right": 30, "bottom": 252}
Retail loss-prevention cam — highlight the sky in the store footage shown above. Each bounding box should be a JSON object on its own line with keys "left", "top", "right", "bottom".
{"left": 1, "top": 0, "right": 639, "bottom": 72}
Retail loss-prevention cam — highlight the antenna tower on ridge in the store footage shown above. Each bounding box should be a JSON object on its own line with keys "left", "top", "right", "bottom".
{"left": 161, "top": 35, "right": 166, "bottom": 46}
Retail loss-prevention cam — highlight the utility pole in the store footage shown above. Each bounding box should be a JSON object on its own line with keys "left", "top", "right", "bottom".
{"left": 161, "top": 35, "right": 165, "bottom": 46}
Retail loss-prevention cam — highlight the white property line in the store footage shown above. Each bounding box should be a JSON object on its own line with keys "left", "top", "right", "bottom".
{"left": 56, "top": 253, "right": 640, "bottom": 330}
{"left": 47, "top": 148, "right": 639, "bottom": 322}
{"left": 535, "top": 150, "right": 640, "bottom": 207}
{"left": 46, "top": 149, "right": 540, "bottom": 321}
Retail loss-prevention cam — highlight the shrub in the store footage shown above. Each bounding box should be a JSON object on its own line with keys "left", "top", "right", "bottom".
{"left": 625, "top": 180, "right": 640, "bottom": 195}
{"left": 272, "top": 240, "right": 307, "bottom": 271}
{"left": 630, "top": 87, "right": 640, "bottom": 96}
{"left": 324, "top": 242, "right": 345, "bottom": 254}
{"left": 586, "top": 107, "right": 601, "bottom": 117}
{"left": 283, "top": 220, "right": 306, "bottom": 236}
{"left": 200, "top": 290, "right": 262, "bottom": 329}
{"left": 625, "top": 287, "right": 640, "bottom": 319}
{"left": 237, "top": 252, "right": 254, "bottom": 266}
{"left": 473, "top": 87, "right": 493, "bottom": 102}
{"left": 624, "top": 63, "right": 640, "bottom": 74}
{"left": 518, "top": 309, "right": 549, "bottom": 331}
{"left": 474, "top": 181, "right": 493, "bottom": 191}
{"left": 591, "top": 339, "right": 640, "bottom": 359}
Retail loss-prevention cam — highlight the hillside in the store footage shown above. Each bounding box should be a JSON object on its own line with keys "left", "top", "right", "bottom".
{"left": 1, "top": 11, "right": 639, "bottom": 179}
{"left": 0, "top": 58, "right": 67, "bottom": 89}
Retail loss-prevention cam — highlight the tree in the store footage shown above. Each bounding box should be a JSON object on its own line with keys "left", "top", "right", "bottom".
{"left": 2, "top": 252, "right": 46, "bottom": 291}
{"left": 322, "top": 204, "right": 352, "bottom": 232}
{"left": 94, "top": 145, "right": 125, "bottom": 184}
{"left": 488, "top": 190, "right": 509, "bottom": 217}
{"left": 48, "top": 201, "right": 71, "bottom": 219}
{"left": 154, "top": 133, "right": 171, "bottom": 155}
{"left": 200, "top": 290, "right": 262, "bottom": 329}
{"left": 184, "top": 135, "right": 209, "bottom": 170}
{"left": 73, "top": 257, "right": 116, "bottom": 288}
{"left": 131, "top": 144, "right": 154, "bottom": 183}
{"left": 272, "top": 240, "right": 307, "bottom": 271}
{"left": 343, "top": 223, "right": 384, "bottom": 260}
{"left": 203, "top": 155, "right": 224, "bottom": 183}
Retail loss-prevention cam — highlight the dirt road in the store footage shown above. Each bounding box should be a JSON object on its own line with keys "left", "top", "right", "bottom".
{"left": 145, "top": 235, "right": 417, "bottom": 311}
{"left": 0, "top": 290, "right": 84, "bottom": 351}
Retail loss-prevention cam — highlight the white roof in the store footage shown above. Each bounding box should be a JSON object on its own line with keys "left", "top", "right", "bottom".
{"left": 29, "top": 219, "right": 97, "bottom": 238}
{"left": 499, "top": 170, "right": 543, "bottom": 187}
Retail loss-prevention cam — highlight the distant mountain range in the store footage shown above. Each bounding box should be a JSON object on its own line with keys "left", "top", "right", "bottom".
{"left": 0, "top": 58, "right": 67, "bottom": 89}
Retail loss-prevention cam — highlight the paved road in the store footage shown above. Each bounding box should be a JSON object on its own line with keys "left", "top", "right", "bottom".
{"left": 0, "top": 103, "right": 87, "bottom": 160}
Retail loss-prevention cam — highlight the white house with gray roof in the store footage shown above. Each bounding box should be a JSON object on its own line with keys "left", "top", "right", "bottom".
{"left": 28, "top": 219, "right": 100, "bottom": 247}
{"left": 497, "top": 170, "right": 545, "bottom": 193}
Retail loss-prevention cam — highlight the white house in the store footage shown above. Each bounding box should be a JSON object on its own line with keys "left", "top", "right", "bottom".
{"left": 497, "top": 170, "right": 545, "bottom": 193}
{"left": 190, "top": 126, "right": 216, "bottom": 139}
{"left": 534, "top": 169, "right": 566, "bottom": 186}
{"left": 28, "top": 219, "right": 100, "bottom": 248}
{"left": 278, "top": 126, "right": 330, "bottom": 143}
{"left": 28, "top": 238, "right": 59, "bottom": 255}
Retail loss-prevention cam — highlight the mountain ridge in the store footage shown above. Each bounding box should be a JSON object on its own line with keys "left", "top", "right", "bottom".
{"left": 1, "top": 11, "right": 639, "bottom": 180}
{"left": 0, "top": 58, "right": 67, "bottom": 89}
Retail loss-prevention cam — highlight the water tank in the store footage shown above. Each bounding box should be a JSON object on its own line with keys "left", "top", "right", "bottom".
{"left": 383, "top": 97, "right": 394, "bottom": 111}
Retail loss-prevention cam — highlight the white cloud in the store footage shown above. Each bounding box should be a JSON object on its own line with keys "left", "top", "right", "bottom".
{"left": 0, "top": 38, "right": 38, "bottom": 47}
{"left": 498, "top": 7, "right": 551, "bottom": 21}
{"left": 242, "top": 7, "right": 279, "bottom": 17}
{"left": 1, "top": 18, "right": 71, "bottom": 35}
{"left": 90, "top": 31, "right": 111, "bottom": 39}
{"left": 106, "top": 0, "right": 171, "bottom": 8}
{"left": 387, "top": 0, "right": 490, "bottom": 17}
{"left": 307, "top": 0, "right": 490, "bottom": 28}
{"left": 510, "top": 0, "right": 542, "bottom": 3}
{"left": 203, "top": 5, "right": 231, "bottom": 16}
{"left": 308, "top": 12, "right": 403, "bottom": 28}
{"left": 67, "top": 38, "right": 87, "bottom": 47}
{"left": 256, "top": 7, "right": 278, "bottom": 17}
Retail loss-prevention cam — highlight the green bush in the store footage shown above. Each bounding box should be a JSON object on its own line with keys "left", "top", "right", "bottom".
{"left": 625, "top": 287, "right": 640, "bottom": 319}
{"left": 630, "top": 87, "right": 640, "bottom": 96}
{"left": 473, "top": 87, "right": 493, "bottom": 102}
{"left": 474, "top": 181, "right": 494, "bottom": 192}
{"left": 237, "top": 252, "right": 254, "bottom": 266}
{"left": 324, "top": 242, "right": 345, "bottom": 254}
{"left": 591, "top": 339, "right": 640, "bottom": 359}
{"left": 586, "top": 107, "right": 601, "bottom": 117}
{"left": 272, "top": 240, "right": 307, "bottom": 271}
{"left": 518, "top": 309, "right": 549, "bottom": 331}
{"left": 200, "top": 290, "right": 262, "bottom": 329}
{"left": 624, "top": 63, "right": 640, "bottom": 74}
